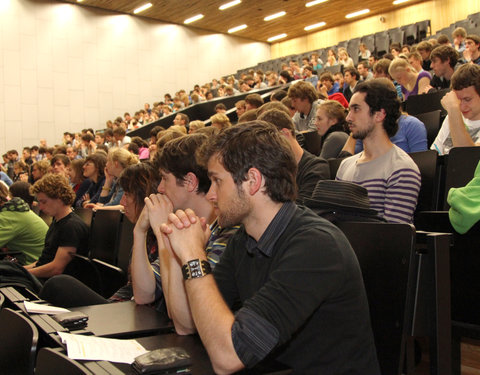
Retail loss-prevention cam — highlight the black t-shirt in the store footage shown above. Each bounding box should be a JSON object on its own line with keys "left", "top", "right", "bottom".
{"left": 36, "top": 212, "right": 89, "bottom": 267}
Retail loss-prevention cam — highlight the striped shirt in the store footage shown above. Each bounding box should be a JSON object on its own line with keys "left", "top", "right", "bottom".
{"left": 336, "top": 145, "right": 421, "bottom": 223}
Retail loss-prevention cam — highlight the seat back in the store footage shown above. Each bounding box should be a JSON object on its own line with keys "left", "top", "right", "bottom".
{"left": 412, "top": 109, "right": 442, "bottom": 148}
{"left": 116, "top": 217, "right": 134, "bottom": 273}
{"left": 337, "top": 222, "right": 416, "bottom": 375}
{"left": 35, "top": 347, "right": 92, "bottom": 375}
{"left": 327, "top": 157, "right": 346, "bottom": 179}
{"left": 88, "top": 209, "right": 123, "bottom": 264}
{"left": 409, "top": 150, "right": 439, "bottom": 213}
{"left": 440, "top": 147, "right": 480, "bottom": 210}
{"left": 301, "top": 131, "right": 322, "bottom": 156}
{"left": 0, "top": 308, "right": 39, "bottom": 375}
{"left": 404, "top": 89, "right": 449, "bottom": 116}
{"left": 73, "top": 207, "right": 95, "bottom": 228}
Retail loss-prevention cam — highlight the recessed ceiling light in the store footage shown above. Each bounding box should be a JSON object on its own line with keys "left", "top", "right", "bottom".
{"left": 393, "top": 0, "right": 410, "bottom": 4}
{"left": 219, "top": 0, "right": 241, "bottom": 10}
{"left": 264, "top": 11, "right": 286, "bottom": 21}
{"left": 304, "top": 22, "right": 326, "bottom": 31}
{"left": 306, "top": 0, "right": 328, "bottom": 7}
{"left": 77, "top": 0, "right": 84, "bottom": 2}
{"left": 133, "top": 3, "right": 152, "bottom": 14}
{"left": 184, "top": 14, "right": 204, "bottom": 24}
{"left": 345, "top": 9, "right": 370, "bottom": 19}
{"left": 228, "top": 24, "right": 247, "bottom": 33}
{"left": 268, "top": 33, "right": 287, "bottom": 42}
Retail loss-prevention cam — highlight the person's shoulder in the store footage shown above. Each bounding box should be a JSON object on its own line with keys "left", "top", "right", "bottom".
{"left": 399, "top": 114, "right": 424, "bottom": 128}
{"left": 390, "top": 145, "right": 420, "bottom": 171}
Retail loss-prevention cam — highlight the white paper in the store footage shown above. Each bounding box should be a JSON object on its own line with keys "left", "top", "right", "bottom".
{"left": 24, "top": 301, "right": 70, "bottom": 314}
{"left": 58, "top": 332, "right": 148, "bottom": 364}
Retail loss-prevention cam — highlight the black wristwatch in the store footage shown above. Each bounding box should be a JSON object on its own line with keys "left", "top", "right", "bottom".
{"left": 182, "top": 259, "right": 212, "bottom": 280}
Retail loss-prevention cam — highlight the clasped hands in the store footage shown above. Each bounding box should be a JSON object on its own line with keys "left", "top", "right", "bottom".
{"left": 139, "top": 194, "right": 210, "bottom": 263}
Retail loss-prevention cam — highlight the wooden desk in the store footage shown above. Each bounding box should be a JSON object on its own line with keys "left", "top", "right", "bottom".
{"left": 70, "top": 300, "right": 173, "bottom": 338}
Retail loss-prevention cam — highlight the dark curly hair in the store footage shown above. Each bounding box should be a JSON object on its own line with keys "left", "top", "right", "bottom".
{"left": 353, "top": 78, "right": 400, "bottom": 137}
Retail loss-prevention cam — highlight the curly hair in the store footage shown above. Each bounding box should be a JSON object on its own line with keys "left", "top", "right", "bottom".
{"left": 353, "top": 78, "right": 400, "bottom": 137}
{"left": 30, "top": 173, "right": 75, "bottom": 206}
{"left": 32, "top": 159, "right": 51, "bottom": 177}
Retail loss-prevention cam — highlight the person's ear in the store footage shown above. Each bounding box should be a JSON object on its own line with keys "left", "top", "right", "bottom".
{"left": 185, "top": 172, "right": 199, "bottom": 192}
{"left": 245, "top": 168, "right": 263, "bottom": 195}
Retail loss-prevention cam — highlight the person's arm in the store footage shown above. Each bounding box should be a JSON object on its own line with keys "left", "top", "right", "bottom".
{"left": 146, "top": 194, "right": 204, "bottom": 335}
{"left": 341, "top": 133, "right": 356, "bottom": 155}
{"left": 441, "top": 91, "right": 477, "bottom": 147}
{"left": 384, "top": 167, "right": 421, "bottom": 223}
{"left": 27, "top": 246, "right": 76, "bottom": 278}
{"left": 161, "top": 210, "right": 244, "bottom": 374}
{"left": 131, "top": 206, "right": 158, "bottom": 305}
{"left": 417, "top": 76, "right": 431, "bottom": 96}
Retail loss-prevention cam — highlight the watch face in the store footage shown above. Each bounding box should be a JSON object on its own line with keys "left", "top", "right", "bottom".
{"left": 189, "top": 260, "right": 203, "bottom": 278}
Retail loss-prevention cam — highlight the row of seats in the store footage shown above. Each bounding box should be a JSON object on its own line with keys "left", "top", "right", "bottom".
{"left": 238, "top": 20, "right": 431, "bottom": 76}
{"left": 64, "top": 209, "right": 134, "bottom": 298}
{"left": 431, "top": 13, "right": 480, "bottom": 41}
{"left": 0, "top": 222, "right": 452, "bottom": 375}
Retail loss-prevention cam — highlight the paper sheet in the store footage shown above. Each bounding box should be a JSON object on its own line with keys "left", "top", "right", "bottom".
{"left": 24, "top": 301, "right": 70, "bottom": 314}
{"left": 58, "top": 332, "right": 148, "bottom": 364}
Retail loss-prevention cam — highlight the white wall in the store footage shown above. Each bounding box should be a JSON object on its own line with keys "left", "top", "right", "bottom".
{"left": 0, "top": 0, "right": 270, "bottom": 151}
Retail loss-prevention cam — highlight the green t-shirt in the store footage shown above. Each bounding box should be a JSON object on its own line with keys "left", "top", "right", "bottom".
{"left": 0, "top": 198, "right": 48, "bottom": 265}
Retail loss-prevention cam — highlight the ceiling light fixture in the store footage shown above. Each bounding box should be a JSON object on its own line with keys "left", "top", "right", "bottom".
{"left": 264, "top": 11, "right": 286, "bottom": 21}
{"left": 228, "top": 24, "right": 247, "bottom": 33}
{"left": 306, "top": 0, "right": 328, "bottom": 7}
{"left": 393, "top": 0, "right": 410, "bottom": 4}
{"left": 219, "top": 0, "right": 242, "bottom": 10}
{"left": 184, "top": 14, "right": 204, "bottom": 24}
{"left": 267, "top": 33, "right": 287, "bottom": 42}
{"left": 133, "top": 3, "right": 152, "bottom": 14}
{"left": 304, "top": 22, "right": 326, "bottom": 31}
{"left": 345, "top": 9, "right": 370, "bottom": 19}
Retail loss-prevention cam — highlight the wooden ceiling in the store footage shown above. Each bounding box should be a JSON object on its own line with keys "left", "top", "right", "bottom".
{"left": 59, "top": 0, "right": 426, "bottom": 43}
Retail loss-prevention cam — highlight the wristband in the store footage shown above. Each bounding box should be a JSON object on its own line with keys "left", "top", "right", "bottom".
{"left": 182, "top": 259, "right": 212, "bottom": 280}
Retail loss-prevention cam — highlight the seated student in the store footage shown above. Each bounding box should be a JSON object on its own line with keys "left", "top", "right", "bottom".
{"left": 0, "top": 183, "right": 48, "bottom": 265}
{"left": 85, "top": 148, "right": 138, "bottom": 210}
{"left": 31, "top": 160, "right": 49, "bottom": 184}
{"left": 257, "top": 107, "right": 330, "bottom": 204}
{"left": 388, "top": 58, "right": 431, "bottom": 100}
{"left": 431, "top": 63, "right": 480, "bottom": 154}
{"left": 25, "top": 174, "right": 88, "bottom": 279}
{"left": 318, "top": 72, "right": 340, "bottom": 97}
{"left": 288, "top": 80, "right": 324, "bottom": 132}
{"left": 314, "top": 100, "right": 350, "bottom": 159}
{"left": 336, "top": 79, "right": 421, "bottom": 224}
{"left": 131, "top": 134, "right": 239, "bottom": 319}
{"left": 158, "top": 122, "right": 380, "bottom": 374}
{"left": 426, "top": 45, "right": 459, "bottom": 92}
{"left": 77, "top": 152, "right": 107, "bottom": 208}
{"left": 40, "top": 163, "right": 161, "bottom": 307}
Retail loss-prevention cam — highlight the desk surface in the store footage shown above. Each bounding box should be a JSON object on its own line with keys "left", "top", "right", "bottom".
{"left": 78, "top": 333, "right": 214, "bottom": 375}
{"left": 71, "top": 301, "right": 173, "bottom": 338}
